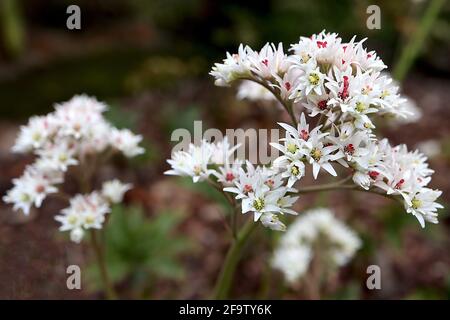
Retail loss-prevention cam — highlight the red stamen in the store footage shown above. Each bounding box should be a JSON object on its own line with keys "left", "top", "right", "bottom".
{"left": 339, "top": 75, "right": 349, "bottom": 100}
{"left": 244, "top": 184, "right": 253, "bottom": 193}
{"left": 300, "top": 129, "right": 309, "bottom": 140}
{"left": 226, "top": 173, "right": 235, "bottom": 182}
{"left": 265, "top": 179, "right": 274, "bottom": 188}
{"left": 369, "top": 171, "right": 379, "bottom": 179}
{"left": 262, "top": 59, "right": 269, "bottom": 67}
{"left": 284, "top": 82, "right": 291, "bottom": 91}
{"left": 344, "top": 143, "right": 355, "bottom": 155}
{"left": 318, "top": 100, "right": 328, "bottom": 110}
{"left": 395, "top": 179, "right": 405, "bottom": 189}
{"left": 317, "top": 41, "right": 327, "bottom": 48}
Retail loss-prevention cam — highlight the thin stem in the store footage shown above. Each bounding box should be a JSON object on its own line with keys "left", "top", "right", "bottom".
{"left": 297, "top": 176, "right": 353, "bottom": 194}
{"left": 297, "top": 181, "right": 403, "bottom": 204}
{"left": 90, "top": 229, "right": 117, "bottom": 300}
{"left": 213, "top": 219, "right": 258, "bottom": 299}
{"left": 392, "top": 0, "right": 445, "bottom": 82}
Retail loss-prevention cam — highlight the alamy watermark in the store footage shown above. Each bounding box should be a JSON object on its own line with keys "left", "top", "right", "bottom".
{"left": 170, "top": 121, "right": 283, "bottom": 165}
{"left": 366, "top": 5, "right": 381, "bottom": 30}
{"left": 66, "top": 265, "right": 81, "bottom": 290}
{"left": 66, "top": 5, "right": 81, "bottom": 30}
{"left": 366, "top": 264, "right": 381, "bottom": 290}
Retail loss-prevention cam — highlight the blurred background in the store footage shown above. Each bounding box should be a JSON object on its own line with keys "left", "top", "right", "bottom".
{"left": 0, "top": 0, "right": 449, "bottom": 299}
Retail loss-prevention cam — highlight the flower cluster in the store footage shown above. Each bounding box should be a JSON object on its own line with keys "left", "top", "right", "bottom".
{"left": 55, "top": 180, "right": 131, "bottom": 243}
{"left": 211, "top": 31, "right": 418, "bottom": 124}
{"left": 165, "top": 138, "right": 299, "bottom": 231}
{"left": 3, "top": 95, "right": 143, "bottom": 242}
{"left": 206, "top": 31, "right": 443, "bottom": 228}
{"left": 272, "top": 208, "right": 361, "bottom": 284}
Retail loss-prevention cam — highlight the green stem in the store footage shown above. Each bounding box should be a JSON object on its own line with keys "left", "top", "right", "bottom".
{"left": 90, "top": 229, "right": 117, "bottom": 300}
{"left": 392, "top": 0, "right": 445, "bottom": 82}
{"left": 297, "top": 176, "right": 353, "bottom": 193}
{"left": 213, "top": 219, "right": 258, "bottom": 299}
{"left": 297, "top": 182, "right": 403, "bottom": 204}
{"left": 0, "top": 0, "right": 25, "bottom": 58}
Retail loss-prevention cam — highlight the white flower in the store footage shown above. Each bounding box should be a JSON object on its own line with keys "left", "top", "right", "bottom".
{"left": 352, "top": 171, "right": 370, "bottom": 190}
{"left": 12, "top": 115, "right": 56, "bottom": 153}
{"left": 165, "top": 141, "right": 214, "bottom": 183}
{"left": 3, "top": 166, "right": 58, "bottom": 214}
{"left": 213, "top": 160, "right": 243, "bottom": 187}
{"left": 36, "top": 142, "right": 78, "bottom": 172}
{"left": 274, "top": 158, "right": 305, "bottom": 188}
{"left": 248, "top": 42, "right": 290, "bottom": 79}
{"left": 70, "top": 228, "right": 84, "bottom": 243}
{"left": 203, "top": 31, "right": 444, "bottom": 230}
{"left": 295, "top": 62, "right": 325, "bottom": 96}
{"left": 111, "top": 128, "right": 145, "bottom": 158}
{"left": 210, "top": 44, "right": 252, "bottom": 86}
{"left": 102, "top": 179, "right": 132, "bottom": 203}
{"left": 272, "top": 208, "right": 361, "bottom": 284}
{"left": 209, "top": 137, "right": 240, "bottom": 165}
{"left": 328, "top": 129, "right": 370, "bottom": 167}
{"left": 272, "top": 246, "right": 311, "bottom": 283}
{"left": 55, "top": 192, "right": 111, "bottom": 243}
{"left": 260, "top": 213, "right": 287, "bottom": 231}
{"left": 241, "top": 181, "right": 282, "bottom": 222}
{"left": 305, "top": 127, "right": 342, "bottom": 179}
{"left": 404, "top": 187, "right": 443, "bottom": 228}
{"left": 416, "top": 140, "right": 441, "bottom": 158}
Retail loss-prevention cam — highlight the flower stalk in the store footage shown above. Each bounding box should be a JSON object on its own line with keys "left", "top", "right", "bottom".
{"left": 213, "top": 219, "right": 258, "bottom": 299}
{"left": 90, "top": 229, "right": 117, "bottom": 300}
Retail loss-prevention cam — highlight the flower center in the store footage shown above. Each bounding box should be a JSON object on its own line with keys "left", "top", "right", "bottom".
{"left": 310, "top": 148, "right": 322, "bottom": 161}
{"left": 308, "top": 73, "right": 320, "bottom": 86}
{"left": 362, "top": 86, "right": 372, "bottom": 95}
{"left": 363, "top": 122, "right": 373, "bottom": 129}
{"left": 318, "top": 100, "right": 328, "bottom": 110}
{"left": 344, "top": 143, "right": 355, "bottom": 155}
{"left": 20, "top": 193, "right": 31, "bottom": 203}
{"left": 225, "top": 173, "right": 235, "bottom": 182}
{"left": 355, "top": 102, "right": 367, "bottom": 112}
{"left": 291, "top": 165, "right": 300, "bottom": 176}
{"left": 380, "top": 90, "right": 390, "bottom": 99}
{"left": 193, "top": 165, "right": 202, "bottom": 175}
{"left": 253, "top": 198, "right": 265, "bottom": 211}
{"left": 35, "top": 185, "right": 45, "bottom": 194}
{"left": 265, "top": 179, "right": 274, "bottom": 188}
{"left": 59, "top": 153, "right": 68, "bottom": 162}
{"left": 32, "top": 132, "right": 41, "bottom": 142}
{"left": 300, "top": 129, "right": 309, "bottom": 140}
{"left": 68, "top": 215, "right": 78, "bottom": 225}
{"left": 411, "top": 198, "right": 422, "bottom": 209}
{"left": 287, "top": 143, "right": 298, "bottom": 154}
{"left": 369, "top": 171, "right": 379, "bottom": 179}
{"left": 85, "top": 215, "right": 95, "bottom": 225}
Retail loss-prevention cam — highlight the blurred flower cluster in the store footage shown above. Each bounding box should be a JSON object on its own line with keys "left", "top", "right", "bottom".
{"left": 3, "top": 95, "right": 143, "bottom": 242}
{"left": 166, "top": 31, "right": 442, "bottom": 230}
{"left": 272, "top": 208, "right": 361, "bottom": 284}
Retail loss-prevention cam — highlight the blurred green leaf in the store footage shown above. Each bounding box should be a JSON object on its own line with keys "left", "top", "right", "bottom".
{"left": 87, "top": 205, "right": 192, "bottom": 296}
